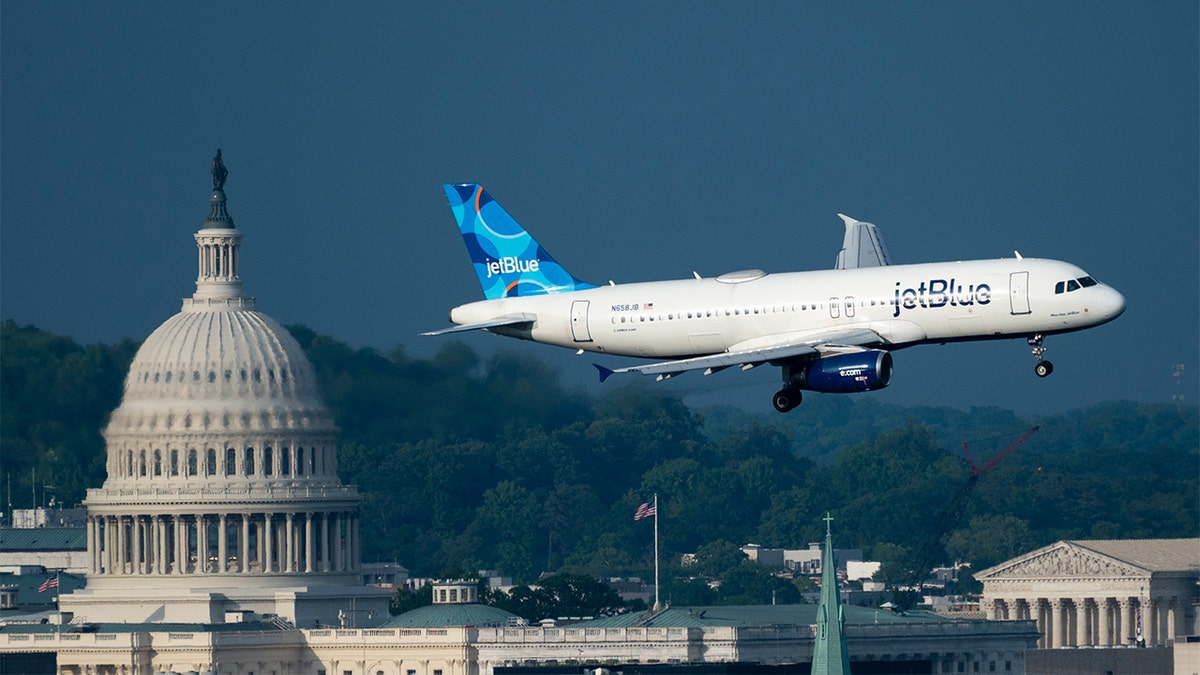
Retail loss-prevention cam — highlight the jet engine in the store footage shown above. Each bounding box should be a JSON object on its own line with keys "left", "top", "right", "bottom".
{"left": 797, "top": 350, "right": 893, "bottom": 393}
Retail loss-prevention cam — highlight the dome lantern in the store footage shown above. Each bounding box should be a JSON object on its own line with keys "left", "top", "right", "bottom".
{"left": 188, "top": 149, "right": 253, "bottom": 308}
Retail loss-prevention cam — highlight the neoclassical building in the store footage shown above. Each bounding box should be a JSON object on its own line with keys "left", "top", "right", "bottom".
{"left": 58, "top": 152, "right": 390, "bottom": 629}
{"left": 976, "top": 538, "right": 1199, "bottom": 649}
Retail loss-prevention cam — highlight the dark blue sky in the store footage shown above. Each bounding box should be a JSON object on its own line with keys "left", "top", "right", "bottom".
{"left": 3, "top": 2, "right": 1197, "bottom": 413}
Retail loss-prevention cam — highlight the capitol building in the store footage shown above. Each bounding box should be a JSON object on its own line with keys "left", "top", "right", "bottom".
{"left": 2, "top": 155, "right": 1190, "bottom": 675}
{"left": 58, "top": 151, "right": 388, "bottom": 631}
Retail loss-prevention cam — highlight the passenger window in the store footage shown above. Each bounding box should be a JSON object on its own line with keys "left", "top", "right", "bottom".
{"left": 829, "top": 298, "right": 840, "bottom": 319}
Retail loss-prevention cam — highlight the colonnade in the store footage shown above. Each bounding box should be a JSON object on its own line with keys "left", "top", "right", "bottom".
{"left": 984, "top": 595, "right": 1187, "bottom": 648}
{"left": 196, "top": 232, "right": 239, "bottom": 281}
{"left": 87, "top": 510, "right": 360, "bottom": 577}
{"left": 109, "top": 443, "right": 337, "bottom": 482}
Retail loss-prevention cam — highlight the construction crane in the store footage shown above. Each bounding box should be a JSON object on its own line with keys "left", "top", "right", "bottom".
{"left": 904, "top": 426, "right": 1039, "bottom": 594}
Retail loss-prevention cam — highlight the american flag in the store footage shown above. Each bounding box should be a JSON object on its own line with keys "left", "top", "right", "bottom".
{"left": 38, "top": 575, "right": 59, "bottom": 593}
{"left": 634, "top": 500, "right": 656, "bottom": 521}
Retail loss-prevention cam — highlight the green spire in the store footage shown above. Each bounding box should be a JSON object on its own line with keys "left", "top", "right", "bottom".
{"left": 812, "top": 512, "right": 851, "bottom": 675}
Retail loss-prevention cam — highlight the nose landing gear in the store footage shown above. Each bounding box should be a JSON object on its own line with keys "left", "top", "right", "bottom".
{"left": 1028, "top": 334, "right": 1054, "bottom": 377}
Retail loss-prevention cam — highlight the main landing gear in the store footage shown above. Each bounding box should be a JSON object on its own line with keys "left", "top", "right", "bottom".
{"left": 1028, "top": 333, "right": 1054, "bottom": 377}
{"left": 773, "top": 387, "right": 801, "bottom": 413}
{"left": 773, "top": 363, "right": 803, "bottom": 413}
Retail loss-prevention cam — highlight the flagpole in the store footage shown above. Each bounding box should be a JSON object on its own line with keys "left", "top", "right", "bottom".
{"left": 653, "top": 493, "right": 660, "bottom": 611}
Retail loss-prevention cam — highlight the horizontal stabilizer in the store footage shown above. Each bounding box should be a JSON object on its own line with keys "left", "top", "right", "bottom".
{"left": 420, "top": 314, "right": 535, "bottom": 336}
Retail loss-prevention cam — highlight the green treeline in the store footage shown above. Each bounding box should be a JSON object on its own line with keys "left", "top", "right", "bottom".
{"left": 2, "top": 319, "right": 1197, "bottom": 593}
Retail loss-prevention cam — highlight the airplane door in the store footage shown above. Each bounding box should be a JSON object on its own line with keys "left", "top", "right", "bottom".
{"left": 571, "top": 300, "right": 593, "bottom": 342}
{"left": 1009, "top": 272, "right": 1031, "bottom": 315}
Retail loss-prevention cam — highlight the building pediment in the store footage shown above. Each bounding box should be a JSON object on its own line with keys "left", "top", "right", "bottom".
{"left": 976, "top": 541, "right": 1148, "bottom": 581}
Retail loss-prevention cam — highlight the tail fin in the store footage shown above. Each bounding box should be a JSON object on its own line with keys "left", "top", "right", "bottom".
{"left": 443, "top": 183, "right": 596, "bottom": 299}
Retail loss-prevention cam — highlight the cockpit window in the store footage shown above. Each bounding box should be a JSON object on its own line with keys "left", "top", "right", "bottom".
{"left": 1055, "top": 276, "right": 1099, "bottom": 294}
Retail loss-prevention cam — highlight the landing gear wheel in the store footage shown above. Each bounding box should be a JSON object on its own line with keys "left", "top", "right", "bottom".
{"left": 1035, "top": 361, "right": 1054, "bottom": 378}
{"left": 772, "top": 388, "right": 801, "bottom": 413}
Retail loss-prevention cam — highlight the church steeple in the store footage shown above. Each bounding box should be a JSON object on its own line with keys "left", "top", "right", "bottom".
{"left": 812, "top": 512, "right": 851, "bottom": 675}
{"left": 187, "top": 149, "right": 254, "bottom": 308}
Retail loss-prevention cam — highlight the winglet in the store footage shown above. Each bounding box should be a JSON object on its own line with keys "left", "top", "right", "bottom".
{"left": 594, "top": 363, "right": 616, "bottom": 383}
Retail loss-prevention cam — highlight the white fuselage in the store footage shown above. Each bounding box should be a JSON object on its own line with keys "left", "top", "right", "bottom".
{"left": 449, "top": 258, "right": 1126, "bottom": 359}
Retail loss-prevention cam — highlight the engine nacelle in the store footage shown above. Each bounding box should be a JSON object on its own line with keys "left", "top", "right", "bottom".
{"left": 796, "top": 350, "right": 893, "bottom": 393}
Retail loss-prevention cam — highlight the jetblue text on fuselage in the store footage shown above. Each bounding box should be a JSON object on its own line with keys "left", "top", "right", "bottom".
{"left": 892, "top": 279, "right": 991, "bottom": 317}
{"left": 485, "top": 256, "right": 540, "bottom": 278}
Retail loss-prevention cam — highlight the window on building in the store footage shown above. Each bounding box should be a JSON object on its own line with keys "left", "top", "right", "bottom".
{"left": 188, "top": 449, "right": 198, "bottom": 476}
{"left": 226, "top": 448, "right": 236, "bottom": 476}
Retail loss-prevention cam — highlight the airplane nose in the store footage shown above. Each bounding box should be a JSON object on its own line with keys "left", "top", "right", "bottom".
{"left": 1102, "top": 286, "right": 1126, "bottom": 321}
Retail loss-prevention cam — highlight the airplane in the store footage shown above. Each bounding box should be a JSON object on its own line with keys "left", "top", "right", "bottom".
{"left": 424, "top": 183, "right": 1126, "bottom": 412}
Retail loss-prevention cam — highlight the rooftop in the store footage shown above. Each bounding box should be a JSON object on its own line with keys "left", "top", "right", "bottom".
{"left": 578, "top": 604, "right": 948, "bottom": 629}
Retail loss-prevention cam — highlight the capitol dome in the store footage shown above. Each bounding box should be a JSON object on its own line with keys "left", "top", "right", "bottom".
{"left": 64, "top": 152, "right": 389, "bottom": 628}
{"left": 109, "top": 309, "right": 335, "bottom": 441}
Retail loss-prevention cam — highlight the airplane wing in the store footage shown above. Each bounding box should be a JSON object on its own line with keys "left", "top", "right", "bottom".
{"left": 419, "top": 314, "right": 535, "bottom": 336}
{"left": 595, "top": 327, "right": 887, "bottom": 382}
{"left": 834, "top": 214, "right": 892, "bottom": 269}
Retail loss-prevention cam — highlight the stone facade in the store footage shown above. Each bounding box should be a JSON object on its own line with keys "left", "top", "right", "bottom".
{"left": 976, "top": 538, "right": 1199, "bottom": 649}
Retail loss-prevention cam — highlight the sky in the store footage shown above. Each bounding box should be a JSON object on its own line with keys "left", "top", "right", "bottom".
{"left": 3, "top": 2, "right": 1197, "bottom": 414}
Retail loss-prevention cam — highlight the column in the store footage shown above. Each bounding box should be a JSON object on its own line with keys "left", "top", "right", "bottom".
{"left": 159, "top": 515, "right": 168, "bottom": 575}
{"left": 1167, "top": 598, "right": 1180, "bottom": 645}
{"left": 305, "top": 513, "right": 314, "bottom": 573}
{"left": 218, "top": 514, "right": 228, "bottom": 574}
{"left": 255, "top": 516, "right": 265, "bottom": 571}
{"left": 264, "top": 514, "right": 275, "bottom": 573}
{"left": 100, "top": 517, "right": 109, "bottom": 574}
{"left": 241, "top": 513, "right": 250, "bottom": 573}
{"left": 168, "top": 516, "right": 177, "bottom": 573}
{"left": 87, "top": 517, "right": 97, "bottom": 574}
{"left": 1147, "top": 599, "right": 1159, "bottom": 646}
{"left": 285, "top": 512, "right": 295, "bottom": 573}
{"left": 196, "top": 515, "right": 206, "bottom": 573}
{"left": 133, "top": 516, "right": 144, "bottom": 574}
{"left": 1046, "top": 599, "right": 1062, "bottom": 648}
{"left": 1120, "top": 598, "right": 1136, "bottom": 646}
{"left": 1098, "top": 597, "right": 1112, "bottom": 646}
{"left": 1075, "top": 598, "right": 1089, "bottom": 647}
{"left": 320, "top": 513, "right": 330, "bottom": 572}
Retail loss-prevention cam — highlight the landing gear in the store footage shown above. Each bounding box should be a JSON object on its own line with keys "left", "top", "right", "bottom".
{"left": 1028, "top": 334, "right": 1054, "bottom": 378}
{"left": 772, "top": 387, "right": 801, "bottom": 413}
